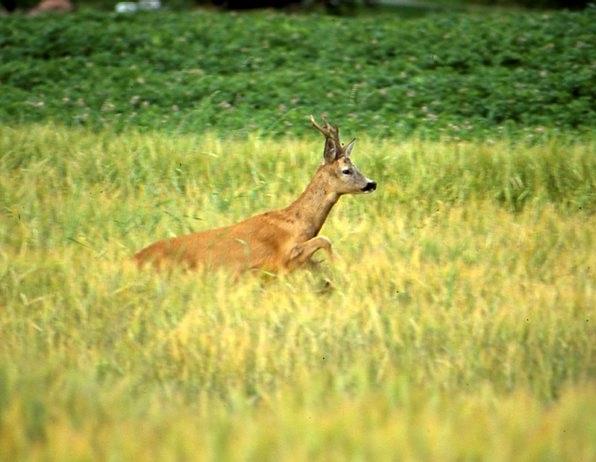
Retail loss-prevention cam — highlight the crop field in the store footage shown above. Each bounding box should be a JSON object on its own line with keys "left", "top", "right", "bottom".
{"left": 1, "top": 5, "right": 595, "bottom": 461}
{"left": 0, "top": 124, "right": 594, "bottom": 460}
{"left": 1, "top": 10, "right": 594, "bottom": 137}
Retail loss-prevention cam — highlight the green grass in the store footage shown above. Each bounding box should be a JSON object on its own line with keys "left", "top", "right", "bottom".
{"left": 1, "top": 9, "right": 594, "bottom": 137}
{"left": 0, "top": 124, "right": 594, "bottom": 460}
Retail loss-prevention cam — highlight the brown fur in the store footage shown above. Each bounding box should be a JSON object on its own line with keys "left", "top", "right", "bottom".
{"left": 133, "top": 116, "right": 376, "bottom": 274}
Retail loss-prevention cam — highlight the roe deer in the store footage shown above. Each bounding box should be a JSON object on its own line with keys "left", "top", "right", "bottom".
{"left": 133, "top": 116, "right": 377, "bottom": 273}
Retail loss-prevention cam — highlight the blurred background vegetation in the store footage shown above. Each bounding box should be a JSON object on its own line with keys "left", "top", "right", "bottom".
{"left": 1, "top": 8, "right": 594, "bottom": 138}
{"left": 212, "top": 0, "right": 591, "bottom": 12}
{"left": 2, "top": 0, "right": 592, "bottom": 17}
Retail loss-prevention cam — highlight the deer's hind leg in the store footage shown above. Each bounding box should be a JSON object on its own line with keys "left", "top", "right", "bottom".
{"left": 288, "top": 236, "right": 334, "bottom": 269}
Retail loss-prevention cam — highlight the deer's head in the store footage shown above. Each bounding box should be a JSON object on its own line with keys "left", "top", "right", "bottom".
{"left": 310, "top": 115, "right": 377, "bottom": 195}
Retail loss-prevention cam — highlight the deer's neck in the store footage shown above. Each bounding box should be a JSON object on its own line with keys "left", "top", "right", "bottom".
{"left": 285, "top": 169, "right": 340, "bottom": 239}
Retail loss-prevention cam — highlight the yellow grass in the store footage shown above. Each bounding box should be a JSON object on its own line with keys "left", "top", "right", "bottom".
{"left": 0, "top": 124, "right": 594, "bottom": 460}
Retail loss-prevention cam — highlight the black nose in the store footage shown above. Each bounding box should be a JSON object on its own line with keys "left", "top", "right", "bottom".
{"left": 362, "top": 181, "right": 377, "bottom": 192}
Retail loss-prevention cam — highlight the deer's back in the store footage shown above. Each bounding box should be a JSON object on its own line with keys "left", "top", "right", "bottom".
{"left": 133, "top": 211, "right": 296, "bottom": 272}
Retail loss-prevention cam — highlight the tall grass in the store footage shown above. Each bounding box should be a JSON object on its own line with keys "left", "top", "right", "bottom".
{"left": 0, "top": 124, "right": 594, "bottom": 460}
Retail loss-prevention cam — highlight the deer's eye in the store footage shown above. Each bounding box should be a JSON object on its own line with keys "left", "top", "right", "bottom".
{"left": 342, "top": 168, "right": 353, "bottom": 175}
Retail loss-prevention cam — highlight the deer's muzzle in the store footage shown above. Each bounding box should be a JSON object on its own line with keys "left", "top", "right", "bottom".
{"left": 362, "top": 181, "right": 377, "bottom": 193}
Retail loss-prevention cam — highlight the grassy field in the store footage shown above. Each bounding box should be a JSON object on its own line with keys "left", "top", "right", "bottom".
{"left": 1, "top": 5, "right": 594, "bottom": 460}
{"left": 0, "top": 124, "right": 594, "bottom": 460}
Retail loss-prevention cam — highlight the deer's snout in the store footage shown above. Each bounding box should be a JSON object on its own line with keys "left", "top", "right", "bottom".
{"left": 362, "top": 181, "right": 377, "bottom": 193}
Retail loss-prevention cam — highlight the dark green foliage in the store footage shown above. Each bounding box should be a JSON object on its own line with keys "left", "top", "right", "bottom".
{"left": 464, "top": 0, "right": 589, "bottom": 9}
{"left": 0, "top": 10, "right": 594, "bottom": 137}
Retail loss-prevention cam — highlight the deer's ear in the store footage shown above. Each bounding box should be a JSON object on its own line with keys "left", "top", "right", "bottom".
{"left": 343, "top": 139, "right": 355, "bottom": 158}
{"left": 323, "top": 139, "right": 338, "bottom": 164}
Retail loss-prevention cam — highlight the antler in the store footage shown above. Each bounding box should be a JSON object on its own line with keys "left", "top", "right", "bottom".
{"left": 309, "top": 115, "right": 341, "bottom": 147}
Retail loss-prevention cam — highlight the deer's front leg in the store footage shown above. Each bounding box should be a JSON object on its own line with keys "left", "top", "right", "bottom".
{"left": 289, "top": 236, "right": 333, "bottom": 268}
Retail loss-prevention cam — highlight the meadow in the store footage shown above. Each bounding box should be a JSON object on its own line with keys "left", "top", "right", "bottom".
{"left": 0, "top": 124, "right": 594, "bottom": 460}
{"left": 1, "top": 5, "right": 595, "bottom": 461}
